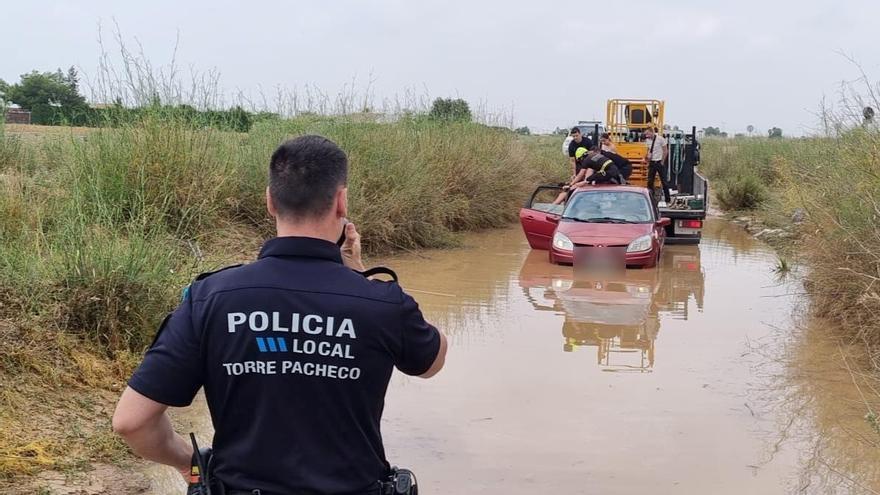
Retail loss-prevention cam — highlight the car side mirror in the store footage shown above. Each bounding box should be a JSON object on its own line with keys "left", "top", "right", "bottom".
{"left": 658, "top": 217, "right": 672, "bottom": 227}
{"left": 546, "top": 214, "right": 560, "bottom": 224}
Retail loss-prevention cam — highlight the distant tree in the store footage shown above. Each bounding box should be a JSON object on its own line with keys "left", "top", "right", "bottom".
{"left": 429, "top": 98, "right": 472, "bottom": 122}
{"left": 734, "top": 133, "right": 746, "bottom": 138}
{"left": 553, "top": 126, "right": 569, "bottom": 136}
{"left": 768, "top": 127, "right": 783, "bottom": 139}
{"left": 746, "top": 124, "right": 755, "bottom": 135}
{"left": 3, "top": 67, "right": 89, "bottom": 124}
{"left": 703, "top": 126, "right": 722, "bottom": 137}
{"left": 227, "top": 105, "right": 252, "bottom": 132}
{"left": 720, "top": 132, "right": 729, "bottom": 138}
{"left": 514, "top": 126, "right": 531, "bottom": 135}
{"left": 0, "top": 79, "right": 7, "bottom": 103}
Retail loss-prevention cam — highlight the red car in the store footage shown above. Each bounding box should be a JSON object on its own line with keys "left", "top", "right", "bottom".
{"left": 519, "top": 184, "right": 671, "bottom": 268}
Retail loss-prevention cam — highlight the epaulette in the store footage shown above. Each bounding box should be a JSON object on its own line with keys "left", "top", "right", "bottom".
{"left": 182, "top": 264, "right": 244, "bottom": 301}
{"left": 194, "top": 263, "right": 244, "bottom": 281}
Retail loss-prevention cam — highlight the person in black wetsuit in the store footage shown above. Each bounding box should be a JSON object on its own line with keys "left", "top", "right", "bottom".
{"left": 552, "top": 147, "right": 624, "bottom": 204}
{"left": 581, "top": 149, "right": 621, "bottom": 185}
{"left": 600, "top": 150, "right": 632, "bottom": 183}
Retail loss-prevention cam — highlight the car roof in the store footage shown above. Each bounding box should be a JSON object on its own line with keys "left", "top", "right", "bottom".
{"left": 570, "top": 184, "right": 649, "bottom": 196}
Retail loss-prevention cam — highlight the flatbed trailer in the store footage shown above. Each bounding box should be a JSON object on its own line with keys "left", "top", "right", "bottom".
{"left": 603, "top": 99, "right": 708, "bottom": 244}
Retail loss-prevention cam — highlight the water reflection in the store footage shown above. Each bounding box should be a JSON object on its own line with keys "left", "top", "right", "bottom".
{"left": 519, "top": 245, "right": 705, "bottom": 372}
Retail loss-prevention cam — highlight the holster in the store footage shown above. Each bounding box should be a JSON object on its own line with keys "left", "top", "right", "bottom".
{"left": 380, "top": 467, "right": 418, "bottom": 495}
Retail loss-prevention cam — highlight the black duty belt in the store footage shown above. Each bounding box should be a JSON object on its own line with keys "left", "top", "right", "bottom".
{"left": 226, "top": 488, "right": 382, "bottom": 495}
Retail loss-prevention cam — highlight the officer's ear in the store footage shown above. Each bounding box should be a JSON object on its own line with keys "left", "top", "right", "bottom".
{"left": 336, "top": 186, "right": 348, "bottom": 219}
{"left": 266, "top": 186, "right": 279, "bottom": 218}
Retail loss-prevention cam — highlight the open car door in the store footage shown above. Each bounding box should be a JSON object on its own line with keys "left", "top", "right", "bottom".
{"left": 519, "top": 185, "right": 564, "bottom": 250}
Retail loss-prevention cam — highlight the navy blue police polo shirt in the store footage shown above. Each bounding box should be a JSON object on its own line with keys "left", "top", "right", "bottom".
{"left": 128, "top": 236, "right": 441, "bottom": 495}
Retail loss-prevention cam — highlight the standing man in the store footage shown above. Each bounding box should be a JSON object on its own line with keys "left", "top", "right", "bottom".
{"left": 567, "top": 127, "right": 594, "bottom": 176}
{"left": 112, "top": 135, "right": 447, "bottom": 494}
{"left": 644, "top": 127, "right": 670, "bottom": 205}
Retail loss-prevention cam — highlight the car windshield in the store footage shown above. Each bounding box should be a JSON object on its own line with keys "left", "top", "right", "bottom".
{"left": 562, "top": 191, "right": 653, "bottom": 223}
{"left": 578, "top": 124, "right": 605, "bottom": 136}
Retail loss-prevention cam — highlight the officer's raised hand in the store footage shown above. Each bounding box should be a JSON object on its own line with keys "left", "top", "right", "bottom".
{"left": 340, "top": 222, "right": 365, "bottom": 272}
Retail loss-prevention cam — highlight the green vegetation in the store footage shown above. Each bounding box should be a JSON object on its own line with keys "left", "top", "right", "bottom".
{"left": 701, "top": 128, "right": 880, "bottom": 393}
{"left": 0, "top": 68, "right": 265, "bottom": 131}
{"left": 0, "top": 68, "right": 88, "bottom": 125}
{"left": 715, "top": 173, "right": 768, "bottom": 210}
{"left": 0, "top": 112, "right": 563, "bottom": 482}
{"left": 428, "top": 97, "right": 472, "bottom": 122}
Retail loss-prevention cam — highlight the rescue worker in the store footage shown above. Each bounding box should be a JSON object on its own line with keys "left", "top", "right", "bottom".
{"left": 580, "top": 148, "right": 621, "bottom": 185}
{"left": 112, "top": 135, "right": 448, "bottom": 494}
{"left": 601, "top": 149, "right": 632, "bottom": 183}
{"left": 567, "top": 127, "right": 594, "bottom": 176}
{"left": 644, "top": 127, "right": 670, "bottom": 205}
{"left": 553, "top": 146, "right": 592, "bottom": 204}
{"left": 553, "top": 147, "right": 624, "bottom": 204}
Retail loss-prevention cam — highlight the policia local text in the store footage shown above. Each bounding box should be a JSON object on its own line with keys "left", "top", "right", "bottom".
{"left": 224, "top": 311, "right": 362, "bottom": 380}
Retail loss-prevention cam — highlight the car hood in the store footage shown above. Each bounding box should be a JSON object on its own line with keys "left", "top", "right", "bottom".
{"left": 556, "top": 221, "right": 653, "bottom": 246}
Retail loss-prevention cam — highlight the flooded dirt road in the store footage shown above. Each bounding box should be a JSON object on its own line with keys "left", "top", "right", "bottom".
{"left": 151, "top": 219, "right": 879, "bottom": 494}
{"left": 377, "top": 219, "right": 878, "bottom": 494}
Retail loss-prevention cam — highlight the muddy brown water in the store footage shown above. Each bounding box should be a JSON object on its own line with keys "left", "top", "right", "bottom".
{"left": 148, "top": 219, "right": 879, "bottom": 494}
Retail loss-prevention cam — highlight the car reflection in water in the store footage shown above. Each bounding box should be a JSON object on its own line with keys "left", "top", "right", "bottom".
{"left": 519, "top": 245, "right": 705, "bottom": 372}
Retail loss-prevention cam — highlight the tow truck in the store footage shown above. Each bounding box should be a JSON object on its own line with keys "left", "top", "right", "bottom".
{"left": 563, "top": 99, "right": 708, "bottom": 244}
{"left": 607, "top": 99, "right": 707, "bottom": 244}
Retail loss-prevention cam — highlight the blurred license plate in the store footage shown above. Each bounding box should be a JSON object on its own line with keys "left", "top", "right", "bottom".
{"left": 574, "top": 246, "right": 626, "bottom": 274}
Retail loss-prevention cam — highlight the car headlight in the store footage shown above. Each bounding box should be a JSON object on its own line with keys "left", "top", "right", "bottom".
{"left": 552, "top": 232, "right": 573, "bottom": 251}
{"left": 627, "top": 234, "right": 652, "bottom": 253}
{"left": 551, "top": 278, "right": 574, "bottom": 291}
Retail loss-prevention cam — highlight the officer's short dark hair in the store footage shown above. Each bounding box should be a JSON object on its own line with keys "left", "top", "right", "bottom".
{"left": 570, "top": 127, "right": 580, "bottom": 135}
{"left": 269, "top": 135, "right": 348, "bottom": 219}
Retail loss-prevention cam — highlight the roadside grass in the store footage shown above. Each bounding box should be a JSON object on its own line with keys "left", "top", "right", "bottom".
{"left": 0, "top": 114, "right": 565, "bottom": 484}
{"left": 701, "top": 129, "right": 880, "bottom": 434}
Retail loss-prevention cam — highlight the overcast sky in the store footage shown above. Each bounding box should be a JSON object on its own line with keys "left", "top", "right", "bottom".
{"left": 3, "top": 0, "right": 879, "bottom": 134}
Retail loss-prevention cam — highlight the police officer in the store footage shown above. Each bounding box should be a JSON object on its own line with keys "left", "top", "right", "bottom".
{"left": 112, "top": 135, "right": 448, "bottom": 494}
